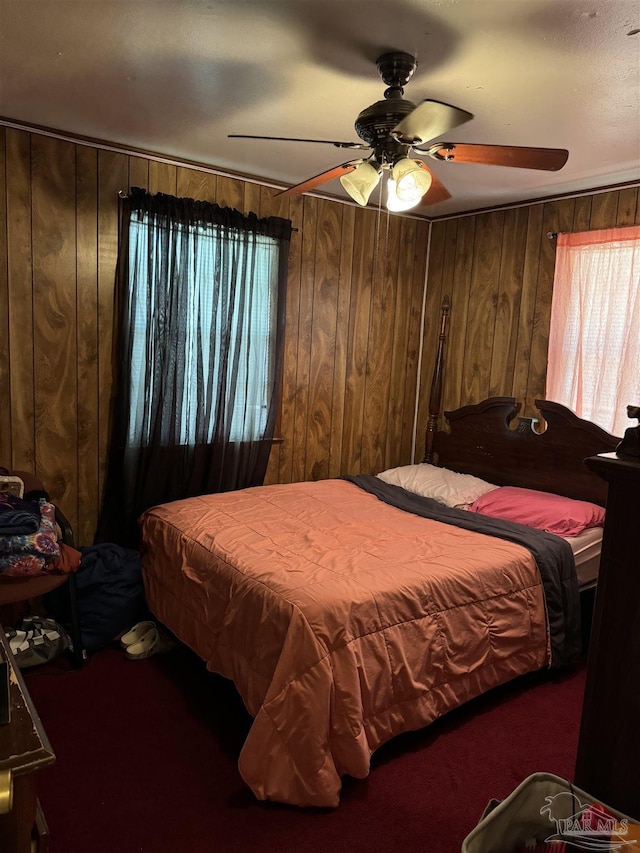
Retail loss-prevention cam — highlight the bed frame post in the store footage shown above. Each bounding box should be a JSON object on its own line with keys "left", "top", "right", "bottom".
{"left": 424, "top": 296, "right": 450, "bottom": 464}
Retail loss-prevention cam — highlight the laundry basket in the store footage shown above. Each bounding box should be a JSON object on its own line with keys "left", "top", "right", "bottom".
{"left": 462, "top": 772, "right": 639, "bottom": 852}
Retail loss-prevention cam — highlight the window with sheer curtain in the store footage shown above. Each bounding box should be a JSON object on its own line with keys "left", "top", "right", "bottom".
{"left": 96, "top": 188, "right": 292, "bottom": 546}
{"left": 546, "top": 225, "right": 640, "bottom": 437}
{"left": 127, "top": 216, "right": 281, "bottom": 446}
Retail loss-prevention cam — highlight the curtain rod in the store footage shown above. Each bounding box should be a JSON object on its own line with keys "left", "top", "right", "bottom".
{"left": 548, "top": 223, "right": 640, "bottom": 239}
{"left": 118, "top": 189, "right": 299, "bottom": 231}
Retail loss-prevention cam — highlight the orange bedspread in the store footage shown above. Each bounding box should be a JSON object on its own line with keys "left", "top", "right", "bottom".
{"left": 140, "top": 479, "right": 549, "bottom": 807}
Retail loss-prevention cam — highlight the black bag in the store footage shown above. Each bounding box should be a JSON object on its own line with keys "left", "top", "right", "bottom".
{"left": 46, "top": 543, "right": 148, "bottom": 653}
{"left": 4, "top": 615, "right": 71, "bottom": 669}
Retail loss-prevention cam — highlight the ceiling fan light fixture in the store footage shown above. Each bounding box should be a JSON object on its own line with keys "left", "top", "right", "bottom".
{"left": 386, "top": 177, "right": 421, "bottom": 212}
{"left": 340, "top": 162, "right": 381, "bottom": 205}
{"left": 392, "top": 158, "right": 432, "bottom": 203}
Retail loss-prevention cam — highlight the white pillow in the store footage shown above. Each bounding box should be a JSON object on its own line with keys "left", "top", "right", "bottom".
{"left": 376, "top": 463, "right": 497, "bottom": 509}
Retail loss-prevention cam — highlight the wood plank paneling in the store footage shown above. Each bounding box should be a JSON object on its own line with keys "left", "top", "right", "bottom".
{"left": 291, "top": 197, "right": 317, "bottom": 483}
{"left": 573, "top": 195, "right": 592, "bottom": 232}
{"left": 463, "top": 210, "right": 504, "bottom": 403}
{"left": 243, "top": 182, "right": 262, "bottom": 218}
{"left": 176, "top": 167, "right": 216, "bottom": 202}
{"left": 589, "top": 191, "right": 620, "bottom": 230}
{"left": 616, "top": 187, "right": 638, "bottom": 226}
{"left": 31, "top": 135, "right": 77, "bottom": 508}
{"left": 361, "top": 214, "right": 400, "bottom": 474}
{"left": 215, "top": 175, "right": 244, "bottom": 211}
{"left": 258, "top": 185, "right": 294, "bottom": 486}
{"left": 417, "top": 220, "right": 445, "bottom": 453}
{"left": 512, "top": 203, "right": 543, "bottom": 407}
{"left": 444, "top": 216, "right": 474, "bottom": 413}
{"left": 526, "top": 198, "right": 574, "bottom": 415}
{"left": 1, "top": 124, "right": 635, "bottom": 542}
{"left": 434, "top": 219, "right": 459, "bottom": 417}
{"left": 148, "top": 161, "right": 177, "bottom": 196}
{"left": 76, "top": 146, "right": 100, "bottom": 546}
{"left": 341, "top": 208, "right": 377, "bottom": 474}
{"left": 305, "top": 199, "right": 342, "bottom": 481}
{"left": 401, "top": 221, "right": 429, "bottom": 462}
{"left": 385, "top": 216, "right": 417, "bottom": 471}
{"left": 96, "top": 150, "right": 129, "bottom": 513}
{"left": 0, "top": 129, "right": 9, "bottom": 465}
{"left": 128, "top": 156, "right": 149, "bottom": 192}
{"left": 419, "top": 185, "right": 640, "bottom": 447}
{"left": 328, "top": 204, "right": 355, "bottom": 479}
{"left": 489, "top": 206, "right": 528, "bottom": 397}
{"left": 277, "top": 195, "right": 304, "bottom": 485}
{"left": 6, "top": 129, "right": 35, "bottom": 472}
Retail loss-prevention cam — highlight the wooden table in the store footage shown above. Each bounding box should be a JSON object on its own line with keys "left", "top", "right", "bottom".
{"left": 0, "top": 625, "right": 55, "bottom": 853}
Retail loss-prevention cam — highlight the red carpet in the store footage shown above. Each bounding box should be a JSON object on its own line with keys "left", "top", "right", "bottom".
{"left": 25, "top": 646, "right": 586, "bottom": 853}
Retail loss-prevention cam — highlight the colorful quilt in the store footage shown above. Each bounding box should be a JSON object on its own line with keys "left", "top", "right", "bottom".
{"left": 0, "top": 496, "right": 61, "bottom": 576}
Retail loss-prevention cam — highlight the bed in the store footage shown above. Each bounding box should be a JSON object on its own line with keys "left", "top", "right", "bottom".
{"left": 139, "top": 300, "right": 620, "bottom": 808}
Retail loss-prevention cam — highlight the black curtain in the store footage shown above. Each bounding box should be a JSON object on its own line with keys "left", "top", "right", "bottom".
{"left": 96, "top": 188, "right": 291, "bottom": 547}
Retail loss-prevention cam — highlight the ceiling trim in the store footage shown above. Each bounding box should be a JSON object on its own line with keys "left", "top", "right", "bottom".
{"left": 430, "top": 179, "right": 640, "bottom": 222}
{"left": 0, "top": 114, "right": 284, "bottom": 190}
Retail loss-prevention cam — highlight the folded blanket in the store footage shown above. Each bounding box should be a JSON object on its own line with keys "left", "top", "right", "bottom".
{"left": 0, "top": 491, "right": 42, "bottom": 535}
{"left": 0, "top": 500, "right": 60, "bottom": 576}
{"left": 347, "top": 474, "right": 581, "bottom": 669}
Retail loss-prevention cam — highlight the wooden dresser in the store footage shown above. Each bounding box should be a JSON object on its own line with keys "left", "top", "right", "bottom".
{"left": 0, "top": 625, "right": 55, "bottom": 853}
{"left": 575, "top": 452, "right": 640, "bottom": 819}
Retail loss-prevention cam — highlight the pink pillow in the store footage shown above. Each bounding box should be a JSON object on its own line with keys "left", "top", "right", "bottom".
{"left": 468, "top": 486, "right": 605, "bottom": 537}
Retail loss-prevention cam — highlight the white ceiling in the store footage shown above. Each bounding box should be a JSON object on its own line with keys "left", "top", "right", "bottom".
{"left": 2, "top": 0, "right": 640, "bottom": 219}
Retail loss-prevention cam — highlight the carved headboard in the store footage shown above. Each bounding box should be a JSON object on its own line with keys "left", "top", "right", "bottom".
{"left": 422, "top": 296, "right": 620, "bottom": 506}
{"left": 432, "top": 397, "right": 620, "bottom": 506}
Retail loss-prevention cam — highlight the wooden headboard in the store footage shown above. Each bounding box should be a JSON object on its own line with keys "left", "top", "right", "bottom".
{"left": 423, "top": 297, "right": 621, "bottom": 507}
{"left": 432, "top": 397, "right": 619, "bottom": 506}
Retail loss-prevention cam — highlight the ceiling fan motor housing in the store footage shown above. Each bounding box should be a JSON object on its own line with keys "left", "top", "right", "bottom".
{"left": 354, "top": 52, "right": 419, "bottom": 157}
{"left": 354, "top": 98, "right": 416, "bottom": 149}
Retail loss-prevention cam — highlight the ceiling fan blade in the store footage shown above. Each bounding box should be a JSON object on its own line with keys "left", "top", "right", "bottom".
{"left": 228, "top": 134, "right": 369, "bottom": 150}
{"left": 276, "top": 161, "right": 363, "bottom": 197}
{"left": 414, "top": 161, "right": 452, "bottom": 205}
{"left": 393, "top": 100, "right": 473, "bottom": 145}
{"left": 430, "top": 142, "right": 569, "bottom": 171}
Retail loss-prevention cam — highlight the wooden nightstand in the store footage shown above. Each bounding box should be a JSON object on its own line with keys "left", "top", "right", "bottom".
{"left": 0, "top": 625, "right": 55, "bottom": 853}
{"left": 575, "top": 452, "right": 640, "bottom": 819}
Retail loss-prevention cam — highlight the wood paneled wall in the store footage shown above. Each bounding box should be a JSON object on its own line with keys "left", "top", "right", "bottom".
{"left": 2, "top": 123, "right": 637, "bottom": 545}
{"left": 417, "top": 187, "right": 640, "bottom": 456}
{"left": 0, "top": 127, "right": 428, "bottom": 545}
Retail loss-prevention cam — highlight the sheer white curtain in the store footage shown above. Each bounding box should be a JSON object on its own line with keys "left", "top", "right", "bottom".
{"left": 546, "top": 225, "right": 640, "bottom": 437}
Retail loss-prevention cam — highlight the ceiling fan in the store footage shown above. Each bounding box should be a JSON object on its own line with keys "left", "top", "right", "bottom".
{"left": 229, "top": 51, "right": 569, "bottom": 212}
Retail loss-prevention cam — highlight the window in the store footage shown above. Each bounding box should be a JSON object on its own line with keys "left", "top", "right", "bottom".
{"left": 97, "top": 189, "right": 292, "bottom": 545}
{"left": 126, "top": 212, "right": 282, "bottom": 445}
{"left": 546, "top": 225, "right": 640, "bottom": 437}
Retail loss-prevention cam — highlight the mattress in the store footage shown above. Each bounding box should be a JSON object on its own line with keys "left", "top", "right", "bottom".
{"left": 565, "top": 527, "right": 603, "bottom": 590}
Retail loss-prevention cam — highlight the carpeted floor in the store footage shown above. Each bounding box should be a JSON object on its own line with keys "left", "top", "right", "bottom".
{"left": 24, "top": 645, "right": 586, "bottom": 853}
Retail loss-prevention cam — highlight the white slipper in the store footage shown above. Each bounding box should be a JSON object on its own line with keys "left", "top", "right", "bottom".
{"left": 125, "top": 627, "right": 175, "bottom": 660}
{"left": 119, "top": 620, "right": 155, "bottom": 649}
